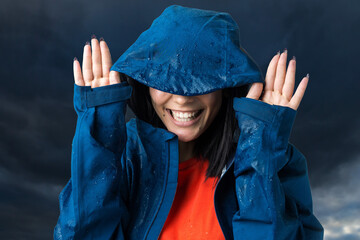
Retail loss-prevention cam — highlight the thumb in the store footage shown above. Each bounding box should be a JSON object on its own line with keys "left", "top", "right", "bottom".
{"left": 246, "top": 82, "right": 263, "bottom": 100}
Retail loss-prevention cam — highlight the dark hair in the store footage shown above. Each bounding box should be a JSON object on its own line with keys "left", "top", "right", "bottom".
{"left": 121, "top": 73, "right": 248, "bottom": 179}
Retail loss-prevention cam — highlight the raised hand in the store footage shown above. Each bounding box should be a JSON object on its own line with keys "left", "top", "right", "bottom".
{"left": 246, "top": 49, "right": 309, "bottom": 111}
{"left": 73, "top": 35, "right": 121, "bottom": 88}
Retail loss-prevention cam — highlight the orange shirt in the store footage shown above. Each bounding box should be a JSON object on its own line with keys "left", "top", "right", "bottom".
{"left": 159, "top": 157, "right": 225, "bottom": 240}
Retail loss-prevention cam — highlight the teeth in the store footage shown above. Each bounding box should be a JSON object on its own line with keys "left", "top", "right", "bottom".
{"left": 171, "top": 110, "right": 200, "bottom": 122}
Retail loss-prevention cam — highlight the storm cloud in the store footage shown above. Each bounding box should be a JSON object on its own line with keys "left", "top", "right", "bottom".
{"left": 0, "top": 0, "right": 359, "bottom": 239}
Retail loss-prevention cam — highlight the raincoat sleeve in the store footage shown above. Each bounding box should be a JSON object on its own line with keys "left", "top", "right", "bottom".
{"left": 54, "top": 82, "right": 132, "bottom": 240}
{"left": 232, "top": 97, "right": 323, "bottom": 240}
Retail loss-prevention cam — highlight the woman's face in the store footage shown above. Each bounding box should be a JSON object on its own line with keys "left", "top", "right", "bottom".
{"left": 149, "top": 88, "right": 222, "bottom": 142}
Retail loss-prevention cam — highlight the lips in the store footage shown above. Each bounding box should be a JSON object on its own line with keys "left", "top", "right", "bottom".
{"left": 166, "top": 108, "right": 203, "bottom": 126}
{"left": 172, "top": 109, "right": 202, "bottom": 120}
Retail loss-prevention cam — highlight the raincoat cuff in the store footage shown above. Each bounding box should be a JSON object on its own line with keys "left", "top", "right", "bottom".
{"left": 233, "top": 97, "right": 298, "bottom": 173}
{"left": 73, "top": 82, "right": 132, "bottom": 110}
{"left": 233, "top": 97, "right": 297, "bottom": 128}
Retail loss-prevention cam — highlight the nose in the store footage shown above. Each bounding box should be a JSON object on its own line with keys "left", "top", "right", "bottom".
{"left": 172, "top": 94, "right": 195, "bottom": 105}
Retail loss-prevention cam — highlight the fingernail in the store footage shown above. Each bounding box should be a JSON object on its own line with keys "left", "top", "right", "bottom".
{"left": 73, "top": 57, "right": 78, "bottom": 61}
{"left": 292, "top": 56, "right": 296, "bottom": 61}
{"left": 100, "top": 37, "right": 104, "bottom": 41}
{"left": 276, "top": 50, "right": 280, "bottom": 55}
{"left": 85, "top": 41, "right": 90, "bottom": 46}
{"left": 91, "top": 34, "right": 96, "bottom": 39}
{"left": 283, "top": 48, "right": 288, "bottom": 53}
{"left": 306, "top": 73, "right": 310, "bottom": 79}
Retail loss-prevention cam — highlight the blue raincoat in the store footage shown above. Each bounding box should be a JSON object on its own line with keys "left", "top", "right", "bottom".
{"left": 54, "top": 5, "right": 323, "bottom": 240}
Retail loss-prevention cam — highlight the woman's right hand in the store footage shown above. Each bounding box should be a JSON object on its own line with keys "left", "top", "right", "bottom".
{"left": 73, "top": 35, "right": 121, "bottom": 88}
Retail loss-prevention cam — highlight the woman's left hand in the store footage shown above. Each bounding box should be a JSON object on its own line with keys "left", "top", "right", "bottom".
{"left": 246, "top": 49, "right": 309, "bottom": 111}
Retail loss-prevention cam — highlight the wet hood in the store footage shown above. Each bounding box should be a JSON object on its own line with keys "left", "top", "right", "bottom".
{"left": 111, "top": 5, "right": 264, "bottom": 96}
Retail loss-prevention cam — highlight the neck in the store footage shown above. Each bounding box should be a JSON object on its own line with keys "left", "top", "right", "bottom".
{"left": 178, "top": 140, "right": 196, "bottom": 163}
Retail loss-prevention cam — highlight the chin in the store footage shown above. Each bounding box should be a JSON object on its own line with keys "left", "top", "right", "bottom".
{"left": 173, "top": 131, "right": 199, "bottom": 143}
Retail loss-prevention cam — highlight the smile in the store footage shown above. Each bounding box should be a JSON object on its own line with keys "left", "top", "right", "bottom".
{"left": 166, "top": 109, "right": 203, "bottom": 126}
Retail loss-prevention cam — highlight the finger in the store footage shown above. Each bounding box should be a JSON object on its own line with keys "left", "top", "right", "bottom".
{"left": 264, "top": 51, "right": 280, "bottom": 91}
{"left": 246, "top": 82, "right": 263, "bottom": 100}
{"left": 91, "top": 78, "right": 109, "bottom": 88}
{"left": 91, "top": 80, "right": 100, "bottom": 88}
{"left": 282, "top": 56, "right": 296, "bottom": 101}
{"left": 82, "top": 42, "right": 93, "bottom": 86}
{"left": 109, "top": 71, "right": 121, "bottom": 85}
{"left": 73, "top": 57, "right": 85, "bottom": 86}
{"left": 91, "top": 36, "right": 102, "bottom": 79}
{"left": 290, "top": 75, "right": 309, "bottom": 110}
{"left": 274, "top": 49, "right": 288, "bottom": 93}
{"left": 100, "top": 38, "right": 112, "bottom": 77}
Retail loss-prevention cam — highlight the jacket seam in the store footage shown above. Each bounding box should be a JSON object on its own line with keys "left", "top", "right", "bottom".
{"left": 74, "top": 101, "right": 88, "bottom": 233}
{"left": 266, "top": 107, "right": 279, "bottom": 229}
{"left": 143, "top": 140, "right": 170, "bottom": 239}
{"left": 225, "top": 20, "right": 228, "bottom": 81}
{"left": 185, "top": 13, "right": 222, "bottom": 64}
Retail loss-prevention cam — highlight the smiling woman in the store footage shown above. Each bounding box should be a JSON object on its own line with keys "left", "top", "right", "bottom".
{"left": 54, "top": 4, "right": 323, "bottom": 240}
{"left": 126, "top": 77, "right": 246, "bottom": 177}
{"left": 149, "top": 87, "right": 222, "bottom": 161}
{"left": 149, "top": 88, "right": 222, "bottom": 134}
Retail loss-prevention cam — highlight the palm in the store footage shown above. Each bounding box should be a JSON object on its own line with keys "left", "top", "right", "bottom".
{"left": 73, "top": 36, "right": 120, "bottom": 88}
{"left": 261, "top": 90, "right": 291, "bottom": 108}
{"left": 246, "top": 50, "right": 309, "bottom": 111}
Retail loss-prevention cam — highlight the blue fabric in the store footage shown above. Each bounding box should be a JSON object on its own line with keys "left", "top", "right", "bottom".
{"left": 111, "top": 5, "right": 264, "bottom": 96}
{"left": 55, "top": 4, "right": 323, "bottom": 240}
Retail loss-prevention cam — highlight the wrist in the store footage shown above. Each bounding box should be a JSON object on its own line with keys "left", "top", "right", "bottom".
{"left": 74, "top": 82, "right": 132, "bottom": 111}
{"left": 233, "top": 97, "right": 297, "bottom": 155}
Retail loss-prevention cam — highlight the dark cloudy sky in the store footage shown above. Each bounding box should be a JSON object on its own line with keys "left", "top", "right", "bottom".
{"left": 0, "top": 0, "right": 359, "bottom": 239}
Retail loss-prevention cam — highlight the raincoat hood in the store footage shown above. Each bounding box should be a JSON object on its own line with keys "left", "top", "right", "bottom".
{"left": 111, "top": 5, "right": 264, "bottom": 96}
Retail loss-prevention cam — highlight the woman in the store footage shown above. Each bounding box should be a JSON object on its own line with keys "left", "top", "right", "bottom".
{"left": 54, "top": 5, "right": 323, "bottom": 240}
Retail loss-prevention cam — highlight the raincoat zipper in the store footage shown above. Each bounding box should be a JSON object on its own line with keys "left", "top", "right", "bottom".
{"left": 214, "top": 157, "right": 235, "bottom": 240}
{"left": 145, "top": 136, "right": 179, "bottom": 240}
